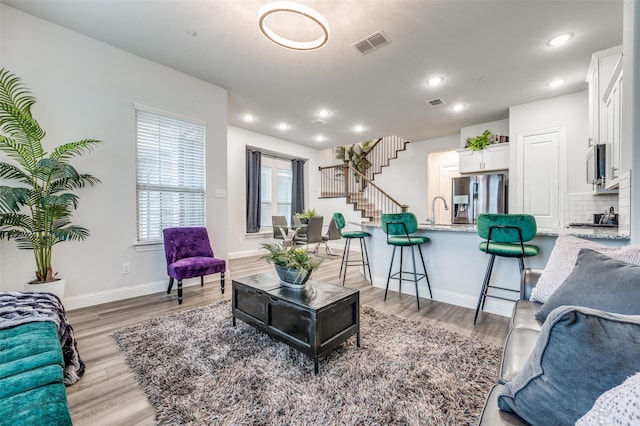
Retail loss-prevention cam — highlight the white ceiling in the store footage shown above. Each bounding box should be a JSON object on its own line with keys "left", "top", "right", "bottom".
{"left": 3, "top": 0, "right": 623, "bottom": 148}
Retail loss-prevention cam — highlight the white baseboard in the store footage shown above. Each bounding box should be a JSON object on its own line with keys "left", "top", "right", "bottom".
{"left": 64, "top": 277, "right": 223, "bottom": 311}
{"left": 228, "top": 248, "right": 263, "bottom": 259}
{"left": 371, "top": 276, "right": 513, "bottom": 318}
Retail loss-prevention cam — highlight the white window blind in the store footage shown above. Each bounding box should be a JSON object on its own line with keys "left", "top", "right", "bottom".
{"left": 136, "top": 107, "right": 206, "bottom": 242}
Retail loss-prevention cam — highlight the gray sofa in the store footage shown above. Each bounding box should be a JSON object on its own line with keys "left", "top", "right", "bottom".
{"left": 477, "top": 268, "right": 543, "bottom": 426}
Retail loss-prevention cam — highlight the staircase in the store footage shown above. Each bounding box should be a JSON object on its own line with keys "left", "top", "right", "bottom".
{"left": 319, "top": 136, "right": 410, "bottom": 222}
{"left": 363, "top": 135, "right": 409, "bottom": 182}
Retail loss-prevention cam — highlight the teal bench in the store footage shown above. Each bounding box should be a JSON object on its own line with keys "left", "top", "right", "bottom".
{"left": 0, "top": 321, "right": 72, "bottom": 425}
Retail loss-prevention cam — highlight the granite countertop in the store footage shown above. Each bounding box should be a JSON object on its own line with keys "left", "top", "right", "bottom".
{"left": 357, "top": 221, "right": 630, "bottom": 241}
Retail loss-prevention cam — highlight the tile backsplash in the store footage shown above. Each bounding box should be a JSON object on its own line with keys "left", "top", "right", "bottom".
{"left": 564, "top": 171, "right": 631, "bottom": 234}
{"left": 617, "top": 170, "right": 631, "bottom": 235}
{"left": 564, "top": 192, "right": 619, "bottom": 225}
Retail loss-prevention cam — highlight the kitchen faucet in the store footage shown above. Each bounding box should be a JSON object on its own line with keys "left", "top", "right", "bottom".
{"left": 427, "top": 196, "right": 449, "bottom": 226}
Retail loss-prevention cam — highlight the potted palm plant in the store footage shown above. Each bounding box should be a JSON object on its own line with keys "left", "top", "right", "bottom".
{"left": 0, "top": 68, "right": 101, "bottom": 297}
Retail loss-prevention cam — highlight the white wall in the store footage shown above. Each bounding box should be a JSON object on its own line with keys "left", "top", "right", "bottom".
{"left": 625, "top": 1, "right": 640, "bottom": 243}
{"left": 0, "top": 6, "right": 228, "bottom": 308}
{"left": 509, "top": 90, "right": 590, "bottom": 211}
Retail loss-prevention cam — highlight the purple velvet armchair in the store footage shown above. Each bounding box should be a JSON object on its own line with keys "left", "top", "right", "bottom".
{"left": 162, "top": 227, "right": 226, "bottom": 304}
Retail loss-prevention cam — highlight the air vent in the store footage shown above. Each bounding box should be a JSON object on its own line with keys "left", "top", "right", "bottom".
{"left": 426, "top": 98, "right": 445, "bottom": 107}
{"left": 353, "top": 30, "right": 391, "bottom": 55}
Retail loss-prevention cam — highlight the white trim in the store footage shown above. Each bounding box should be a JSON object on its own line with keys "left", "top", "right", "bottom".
{"left": 64, "top": 276, "right": 224, "bottom": 311}
{"left": 133, "top": 102, "right": 207, "bottom": 126}
{"left": 133, "top": 241, "right": 164, "bottom": 252}
{"left": 229, "top": 248, "right": 265, "bottom": 259}
{"left": 370, "top": 276, "right": 513, "bottom": 317}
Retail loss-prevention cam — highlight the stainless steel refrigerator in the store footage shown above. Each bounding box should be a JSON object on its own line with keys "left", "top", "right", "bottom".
{"left": 451, "top": 173, "right": 508, "bottom": 224}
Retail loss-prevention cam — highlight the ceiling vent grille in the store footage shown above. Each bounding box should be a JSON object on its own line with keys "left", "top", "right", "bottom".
{"left": 353, "top": 30, "right": 391, "bottom": 55}
{"left": 426, "top": 98, "right": 445, "bottom": 107}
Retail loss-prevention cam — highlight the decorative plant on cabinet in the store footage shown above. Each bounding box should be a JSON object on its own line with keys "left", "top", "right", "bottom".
{"left": 0, "top": 68, "right": 101, "bottom": 297}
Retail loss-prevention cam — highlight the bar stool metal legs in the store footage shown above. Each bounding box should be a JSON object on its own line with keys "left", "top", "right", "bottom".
{"left": 339, "top": 236, "right": 372, "bottom": 286}
{"left": 473, "top": 255, "right": 523, "bottom": 324}
{"left": 384, "top": 244, "right": 432, "bottom": 309}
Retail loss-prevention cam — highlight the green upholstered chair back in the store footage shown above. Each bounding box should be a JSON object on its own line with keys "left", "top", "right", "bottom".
{"left": 477, "top": 214, "right": 537, "bottom": 243}
{"left": 333, "top": 212, "right": 346, "bottom": 231}
{"left": 381, "top": 212, "right": 419, "bottom": 235}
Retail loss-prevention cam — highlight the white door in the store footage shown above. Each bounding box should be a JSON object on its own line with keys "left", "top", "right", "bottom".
{"left": 520, "top": 130, "right": 561, "bottom": 229}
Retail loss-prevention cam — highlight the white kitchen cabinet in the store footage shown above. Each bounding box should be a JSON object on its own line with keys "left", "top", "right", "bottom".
{"left": 586, "top": 45, "right": 622, "bottom": 147}
{"left": 457, "top": 144, "right": 509, "bottom": 173}
{"left": 602, "top": 59, "right": 623, "bottom": 189}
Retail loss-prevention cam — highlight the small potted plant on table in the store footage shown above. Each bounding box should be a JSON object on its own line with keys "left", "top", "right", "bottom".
{"left": 261, "top": 243, "right": 323, "bottom": 288}
{"left": 295, "top": 208, "right": 318, "bottom": 224}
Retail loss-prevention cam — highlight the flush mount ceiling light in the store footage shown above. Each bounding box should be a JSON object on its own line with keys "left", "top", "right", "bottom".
{"left": 258, "top": 2, "right": 330, "bottom": 51}
{"left": 451, "top": 103, "right": 466, "bottom": 112}
{"left": 427, "top": 76, "right": 444, "bottom": 86}
{"left": 353, "top": 124, "right": 365, "bottom": 133}
{"left": 278, "top": 122, "right": 290, "bottom": 130}
{"left": 547, "top": 79, "right": 565, "bottom": 88}
{"left": 243, "top": 113, "right": 255, "bottom": 122}
{"left": 315, "top": 135, "right": 326, "bottom": 142}
{"left": 318, "top": 109, "right": 330, "bottom": 118}
{"left": 548, "top": 33, "right": 573, "bottom": 47}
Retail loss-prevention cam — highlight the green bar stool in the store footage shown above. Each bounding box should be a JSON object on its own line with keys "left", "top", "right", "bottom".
{"left": 474, "top": 213, "right": 540, "bottom": 324}
{"left": 381, "top": 212, "right": 432, "bottom": 309}
{"left": 334, "top": 212, "right": 372, "bottom": 286}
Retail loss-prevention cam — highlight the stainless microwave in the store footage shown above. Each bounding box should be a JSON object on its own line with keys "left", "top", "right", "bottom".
{"left": 587, "top": 144, "right": 606, "bottom": 185}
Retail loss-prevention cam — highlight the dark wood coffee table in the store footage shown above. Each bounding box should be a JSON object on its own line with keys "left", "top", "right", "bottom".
{"left": 232, "top": 272, "right": 360, "bottom": 374}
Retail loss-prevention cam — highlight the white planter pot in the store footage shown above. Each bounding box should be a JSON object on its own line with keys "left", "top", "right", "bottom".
{"left": 24, "top": 278, "right": 65, "bottom": 299}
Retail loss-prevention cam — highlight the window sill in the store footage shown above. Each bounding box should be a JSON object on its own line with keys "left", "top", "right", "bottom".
{"left": 133, "top": 241, "right": 164, "bottom": 252}
{"left": 245, "top": 230, "right": 272, "bottom": 238}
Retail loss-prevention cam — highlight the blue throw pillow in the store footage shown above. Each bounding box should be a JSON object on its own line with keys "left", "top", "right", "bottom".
{"left": 535, "top": 248, "right": 640, "bottom": 322}
{"left": 497, "top": 305, "right": 640, "bottom": 425}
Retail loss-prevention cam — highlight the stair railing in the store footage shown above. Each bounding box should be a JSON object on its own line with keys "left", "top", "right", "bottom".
{"left": 318, "top": 162, "right": 408, "bottom": 221}
{"left": 362, "top": 135, "right": 409, "bottom": 181}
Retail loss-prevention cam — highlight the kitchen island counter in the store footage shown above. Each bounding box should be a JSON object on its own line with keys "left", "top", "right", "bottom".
{"left": 357, "top": 222, "right": 629, "bottom": 241}
{"left": 351, "top": 221, "right": 628, "bottom": 317}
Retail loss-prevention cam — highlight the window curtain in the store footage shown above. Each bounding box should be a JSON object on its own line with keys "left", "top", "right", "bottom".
{"left": 246, "top": 149, "right": 262, "bottom": 233}
{"left": 291, "top": 159, "right": 305, "bottom": 223}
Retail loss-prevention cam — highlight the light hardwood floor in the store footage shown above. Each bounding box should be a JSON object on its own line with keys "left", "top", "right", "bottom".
{"left": 65, "top": 251, "right": 509, "bottom": 425}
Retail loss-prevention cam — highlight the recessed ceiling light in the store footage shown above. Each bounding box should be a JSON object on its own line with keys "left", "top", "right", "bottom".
{"left": 354, "top": 125, "right": 365, "bottom": 132}
{"left": 243, "top": 114, "right": 255, "bottom": 122}
{"left": 427, "top": 76, "right": 444, "bottom": 86}
{"left": 318, "top": 109, "right": 330, "bottom": 118}
{"left": 258, "top": 2, "right": 330, "bottom": 51}
{"left": 548, "top": 33, "right": 573, "bottom": 47}
{"left": 547, "top": 79, "right": 565, "bottom": 88}
{"left": 315, "top": 135, "right": 326, "bottom": 142}
{"left": 451, "top": 104, "right": 465, "bottom": 111}
{"left": 278, "top": 122, "right": 289, "bottom": 130}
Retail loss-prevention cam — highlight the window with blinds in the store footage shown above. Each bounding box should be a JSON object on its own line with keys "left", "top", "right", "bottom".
{"left": 260, "top": 156, "right": 292, "bottom": 227}
{"left": 135, "top": 107, "right": 206, "bottom": 243}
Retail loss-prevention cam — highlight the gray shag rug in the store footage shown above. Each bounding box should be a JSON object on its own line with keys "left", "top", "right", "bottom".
{"left": 113, "top": 300, "right": 501, "bottom": 425}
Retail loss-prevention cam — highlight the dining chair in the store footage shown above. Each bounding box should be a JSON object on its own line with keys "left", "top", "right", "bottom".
{"left": 321, "top": 217, "right": 342, "bottom": 255}
{"left": 162, "top": 227, "right": 226, "bottom": 304}
{"left": 272, "top": 215, "right": 288, "bottom": 241}
{"left": 294, "top": 216, "right": 324, "bottom": 253}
